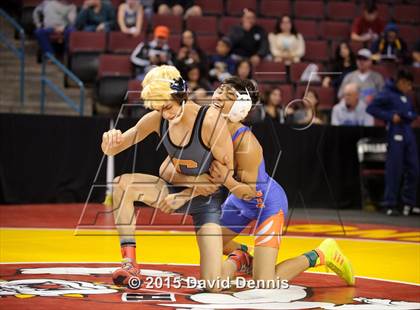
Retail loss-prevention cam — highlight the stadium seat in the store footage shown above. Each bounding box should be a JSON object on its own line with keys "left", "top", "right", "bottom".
{"left": 195, "top": 0, "right": 224, "bottom": 15}
{"left": 320, "top": 21, "right": 350, "bottom": 41}
{"left": 278, "top": 84, "right": 295, "bottom": 106}
{"left": 97, "top": 55, "right": 133, "bottom": 107}
{"left": 295, "top": 20, "right": 318, "bottom": 40}
{"left": 196, "top": 35, "right": 218, "bottom": 54}
{"left": 68, "top": 0, "right": 84, "bottom": 7}
{"left": 372, "top": 64, "right": 397, "bottom": 80}
{"left": 294, "top": 1, "right": 324, "bottom": 20}
{"left": 394, "top": 5, "right": 420, "bottom": 24}
{"left": 111, "top": 0, "right": 123, "bottom": 8}
{"left": 304, "top": 41, "right": 329, "bottom": 62}
{"left": 411, "top": 67, "right": 420, "bottom": 87}
{"left": 219, "top": 17, "right": 241, "bottom": 35}
{"left": 326, "top": 2, "right": 357, "bottom": 21}
{"left": 185, "top": 16, "right": 218, "bottom": 35}
{"left": 68, "top": 32, "right": 106, "bottom": 83}
{"left": 398, "top": 25, "right": 420, "bottom": 45}
{"left": 108, "top": 32, "right": 145, "bottom": 54}
{"left": 296, "top": 85, "right": 336, "bottom": 110}
{"left": 376, "top": 4, "right": 390, "bottom": 21}
{"left": 349, "top": 41, "right": 364, "bottom": 53}
{"left": 254, "top": 61, "right": 287, "bottom": 83}
{"left": 226, "top": 0, "right": 257, "bottom": 16}
{"left": 259, "top": 0, "right": 291, "bottom": 18}
{"left": 167, "top": 35, "right": 181, "bottom": 51}
{"left": 127, "top": 79, "right": 142, "bottom": 104}
{"left": 290, "top": 62, "right": 324, "bottom": 84}
{"left": 258, "top": 18, "right": 276, "bottom": 34}
{"left": 151, "top": 15, "right": 183, "bottom": 34}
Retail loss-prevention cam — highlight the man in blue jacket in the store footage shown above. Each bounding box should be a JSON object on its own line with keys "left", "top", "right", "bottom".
{"left": 366, "top": 70, "right": 419, "bottom": 216}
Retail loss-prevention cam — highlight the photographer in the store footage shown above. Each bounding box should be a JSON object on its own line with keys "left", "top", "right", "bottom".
{"left": 130, "top": 25, "right": 174, "bottom": 80}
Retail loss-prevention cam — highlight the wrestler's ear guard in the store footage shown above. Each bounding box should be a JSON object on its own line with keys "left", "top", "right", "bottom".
{"left": 227, "top": 88, "right": 252, "bottom": 122}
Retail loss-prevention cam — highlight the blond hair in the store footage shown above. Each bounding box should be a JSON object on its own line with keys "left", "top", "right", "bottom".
{"left": 141, "top": 65, "right": 181, "bottom": 109}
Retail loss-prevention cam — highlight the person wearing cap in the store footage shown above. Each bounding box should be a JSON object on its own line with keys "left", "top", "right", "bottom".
{"left": 371, "top": 23, "right": 408, "bottom": 64}
{"left": 130, "top": 25, "right": 174, "bottom": 80}
{"left": 338, "top": 49, "right": 384, "bottom": 105}
{"left": 351, "top": 1, "right": 385, "bottom": 43}
{"left": 366, "top": 70, "right": 419, "bottom": 216}
{"left": 209, "top": 37, "right": 236, "bottom": 83}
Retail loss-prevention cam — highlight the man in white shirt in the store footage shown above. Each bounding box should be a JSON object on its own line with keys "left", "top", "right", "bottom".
{"left": 332, "top": 83, "right": 374, "bottom": 126}
{"left": 338, "top": 49, "right": 384, "bottom": 105}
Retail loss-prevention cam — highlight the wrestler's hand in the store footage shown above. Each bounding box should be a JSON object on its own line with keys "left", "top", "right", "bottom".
{"left": 193, "top": 174, "right": 219, "bottom": 196}
{"left": 102, "top": 129, "right": 122, "bottom": 155}
{"left": 209, "top": 156, "right": 233, "bottom": 185}
{"left": 158, "top": 193, "right": 188, "bottom": 214}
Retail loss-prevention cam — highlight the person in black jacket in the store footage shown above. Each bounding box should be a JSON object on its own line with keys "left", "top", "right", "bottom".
{"left": 227, "top": 8, "right": 269, "bottom": 67}
{"left": 75, "top": 0, "right": 115, "bottom": 32}
{"left": 130, "top": 25, "right": 174, "bottom": 80}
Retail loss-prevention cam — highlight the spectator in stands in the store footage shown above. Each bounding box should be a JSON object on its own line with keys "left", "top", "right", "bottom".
{"left": 286, "top": 89, "right": 323, "bottom": 125}
{"left": 268, "top": 15, "right": 305, "bottom": 65}
{"left": 131, "top": 25, "right": 174, "bottom": 80}
{"left": 154, "top": 0, "right": 202, "bottom": 19}
{"left": 33, "top": 0, "right": 76, "bottom": 55}
{"left": 141, "top": 0, "right": 154, "bottom": 20}
{"left": 338, "top": 49, "right": 384, "bottom": 105}
{"left": 323, "top": 41, "right": 357, "bottom": 92}
{"left": 366, "top": 70, "right": 418, "bottom": 216}
{"left": 236, "top": 59, "right": 253, "bottom": 80}
{"left": 33, "top": 0, "right": 53, "bottom": 30}
{"left": 263, "top": 87, "right": 284, "bottom": 123}
{"left": 185, "top": 64, "right": 212, "bottom": 101}
{"left": 331, "top": 83, "right": 374, "bottom": 126}
{"left": 75, "top": 0, "right": 116, "bottom": 32}
{"left": 175, "top": 30, "right": 208, "bottom": 78}
{"left": 371, "top": 23, "right": 408, "bottom": 64}
{"left": 228, "top": 8, "right": 269, "bottom": 67}
{"left": 209, "top": 37, "right": 236, "bottom": 83}
{"left": 412, "top": 40, "right": 420, "bottom": 68}
{"left": 351, "top": 1, "right": 385, "bottom": 43}
{"left": 117, "top": 0, "right": 144, "bottom": 37}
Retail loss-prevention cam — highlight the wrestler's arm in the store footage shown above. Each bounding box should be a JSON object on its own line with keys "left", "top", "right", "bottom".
{"left": 212, "top": 131, "right": 260, "bottom": 200}
{"left": 202, "top": 110, "right": 235, "bottom": 180}
{"left": 101, "top": 110, "right": 161, "bottom": 156}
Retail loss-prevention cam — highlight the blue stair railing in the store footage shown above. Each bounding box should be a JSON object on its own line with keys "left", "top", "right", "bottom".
{"left": 41, "top": 52, "right": 85, "bottom": 116}
{"left": 0, "top": 9, "right": 25, "bottom": 105}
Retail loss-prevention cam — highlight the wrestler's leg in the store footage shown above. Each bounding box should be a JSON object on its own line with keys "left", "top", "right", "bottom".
{"left": 112, "top": 173, "right": 168, "bottom": 239}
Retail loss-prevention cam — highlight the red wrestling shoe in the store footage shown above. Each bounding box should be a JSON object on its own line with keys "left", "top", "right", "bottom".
{"left": 112, "top": 259, "right": 143, "bottom": 289}
{"left": 227, "top": 249, "right": 253, "bottom": 275}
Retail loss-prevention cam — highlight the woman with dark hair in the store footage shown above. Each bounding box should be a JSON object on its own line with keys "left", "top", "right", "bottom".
{"left": 185, "top": 63, "right": 212, "bottom": 101}
{"left": 268, "top": 15, "right": 305, "bottom": 64}
{"left": 323, "top": 41, "right": 357, "bottom": 91}
{"left": 175, "top": 29, "right": 208, "bottom": 77}
{"left": 235, "top": 59, "right": 253, "bottom": 80}
{"left": 264, "top": 87, "right": 283, "bottom": 122}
